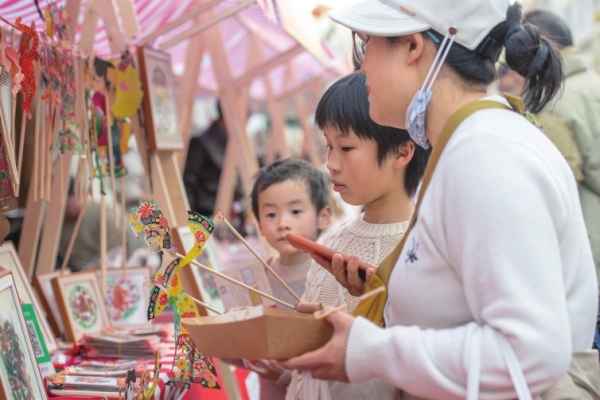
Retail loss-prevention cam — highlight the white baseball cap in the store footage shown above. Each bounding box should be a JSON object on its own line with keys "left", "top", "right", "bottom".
{"left": 329, "top": 0, "right": 510, "bottom": 51}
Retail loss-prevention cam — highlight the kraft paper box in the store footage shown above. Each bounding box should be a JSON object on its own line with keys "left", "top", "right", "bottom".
{"left": 183, "top": 306, "right": 334, "bottom": 360}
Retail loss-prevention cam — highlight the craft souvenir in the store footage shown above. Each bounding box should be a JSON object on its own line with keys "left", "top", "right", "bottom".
{"left": 14, "top": 18, "right": 38, "bottom": 118}
{"left": 129, "top": 200, "right": 220, "bottom": 390}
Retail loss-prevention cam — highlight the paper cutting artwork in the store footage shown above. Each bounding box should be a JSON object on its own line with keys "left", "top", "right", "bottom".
{"left": 130, "top": 200, "right": 219, "bottom": 390}
{"left": 69, "top": 284, "right": 98, "bottom": 330}
{"left": 105, "top": 277, "right": 140, "bottom": 323}
{"left": 0, "top": 284, "right": 45, "bottom": 399}
{"left": 179, "top": 211, "right": 215, "bottom": 268}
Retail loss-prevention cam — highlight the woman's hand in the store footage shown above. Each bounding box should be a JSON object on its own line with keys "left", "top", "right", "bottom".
{"left": 246, "top": 359, "right": 286, "bottom": 381}
{"left": 311, "top": 253, "right": 376, "bottom": 296}
{"left": 278, "top": 307, "right": 355, "bottom": 382}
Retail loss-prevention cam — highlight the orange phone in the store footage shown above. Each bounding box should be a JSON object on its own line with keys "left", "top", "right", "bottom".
{"left": 285, "top": 233, "right": 369, "bottom": 281}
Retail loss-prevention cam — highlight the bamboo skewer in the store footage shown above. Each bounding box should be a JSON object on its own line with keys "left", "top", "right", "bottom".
{"left": 100, "top": 193, "right": 107, "bottom": 294}
{"left": 154, "top": 280, "right": 222, "bottom": 315}
{"left": 104, "top": 95, "right": 119, "bottom": 228}
{"left": 174, "top": 252, "right": 295, "bottom": 310}
{"left": 315, "top": 286, "right": 386, "bottom": 320}
{"left": 60, "top": 184, "right": 91, "bottom": 275}
{"left": 215, "top": 212, "right": 301, "bottom": 303}
{"left": 121, "top": 179, "right": 127, "bottom": 277}
{"left": 17, "top": 113, "right": 26, "bottom": 185}
{"left": 32, "top": 102, "right": 40, "bottom": 201}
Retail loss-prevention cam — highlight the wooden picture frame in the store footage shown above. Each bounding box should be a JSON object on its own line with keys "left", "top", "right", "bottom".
{"left": 95, "top": 267, "right": 152, "bottom": 327}
{"left": 0, "top": 270, "right": 48, "bottom": 400}
{"left": 137, "top": 46, "right": 184, "bottom": 151}
{"left": 33, "top": 270, "right": 71, "bottom": 339}
{"left": 52, "top": 271, "right": 110, "bottom": 343}
{"left": 171, "top": 227, "right": 225, "bottom": 315}
{"left": 0, "top": 242, "right": 57, "bottom": 353}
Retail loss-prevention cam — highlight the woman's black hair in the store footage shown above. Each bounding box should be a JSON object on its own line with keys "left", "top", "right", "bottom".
{"left": 315, "top": 72, "right": 430, "bottom": 198}
{"left": 396, "top": 3, "right": 562, "bottom": 114}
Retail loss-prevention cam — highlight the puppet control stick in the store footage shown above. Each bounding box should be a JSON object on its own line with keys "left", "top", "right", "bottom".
{"left": 214, "top": 211, "right": 302, "bottom": 303}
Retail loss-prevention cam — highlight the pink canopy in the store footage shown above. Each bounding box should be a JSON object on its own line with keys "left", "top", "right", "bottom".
{"left": 0, "top": 0, "right": 348, "bottom": 98}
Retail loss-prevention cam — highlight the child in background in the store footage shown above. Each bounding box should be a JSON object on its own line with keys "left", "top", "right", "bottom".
{"left": 290, "top": 72, "right": 430, "bottom": 398}
{"left": 225, "top": 158, "right": 332, "bottom": 399}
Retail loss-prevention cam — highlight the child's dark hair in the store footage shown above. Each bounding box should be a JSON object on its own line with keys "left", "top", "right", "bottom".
{"left": 315, "top": 72, "right": 430, "bottom": 198}
{"left": 251, "top": 158, "right": 330, "bottom": 221}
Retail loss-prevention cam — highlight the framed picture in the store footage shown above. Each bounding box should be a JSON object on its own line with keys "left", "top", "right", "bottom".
{"left": 171, "top": 227, "right": 225, "bottom": 314}
{"left": 33, "top": 270, "right": 70, "bottom": 339}
{"left": 52, "top": 271, "right": 110, "bottom": 343}
{"left": 0, "top": 270, "right": 47, "bottom": 399}
{"left": 95, "top": 267, "right": 152, "bottom": 327}
{"left": 217, "top": 259, "right": 275, "bottom": 311}
{"left": 137, "top": 46, "right": 183, "bottom": 151}
{"left": 0, "top": 242, "right": 58, "bottom": 353}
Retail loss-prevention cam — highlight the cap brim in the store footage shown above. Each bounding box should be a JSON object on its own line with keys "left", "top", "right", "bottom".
{"left": 329, "top": 0, "right": 430, "bottom": 37}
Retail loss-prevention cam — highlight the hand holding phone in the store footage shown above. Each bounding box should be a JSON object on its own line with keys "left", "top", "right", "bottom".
{"left": 285, "top": 233, "right": 372, "bottom": 282}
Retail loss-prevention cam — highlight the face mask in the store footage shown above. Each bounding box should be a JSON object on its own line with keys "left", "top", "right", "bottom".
{"left": 405, "top": 30, "right": 457, "bottom": 149}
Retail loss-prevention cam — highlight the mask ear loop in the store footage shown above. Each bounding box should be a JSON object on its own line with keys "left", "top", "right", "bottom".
{"left": 419, "top": 28, "right": 457, "bottom": 92}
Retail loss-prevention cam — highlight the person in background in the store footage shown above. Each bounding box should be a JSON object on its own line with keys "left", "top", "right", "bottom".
{"left": 523, "top": 9, "right": 600, "bottom": 297}
{"left": 223, "top": 158, "right": 332, "bottom": 400}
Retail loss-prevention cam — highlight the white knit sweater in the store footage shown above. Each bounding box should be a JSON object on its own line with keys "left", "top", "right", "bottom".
{"left": 346, "top": 99, "right": 598, "bottom": 399}
{"left": 290, "top": 215, "right": 409, "bottom": 399}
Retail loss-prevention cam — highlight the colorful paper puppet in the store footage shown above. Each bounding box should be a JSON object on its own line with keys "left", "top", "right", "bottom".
{"left": 129, "top": 200, "right": 219, "bottom": 390}
{"left": 14, "top": 18, "right": 38, "bottom": 118}
{"left": 179, "top": 211, "right": 215, "bottom": 268}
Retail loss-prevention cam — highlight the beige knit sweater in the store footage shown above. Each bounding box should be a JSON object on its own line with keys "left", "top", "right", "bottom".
{"left": 290, "top": 215, "right": 409, "bottom": 400}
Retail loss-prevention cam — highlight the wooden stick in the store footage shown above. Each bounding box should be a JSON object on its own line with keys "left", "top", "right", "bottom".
{"left": 154, "top": 279, "right": 222, "bottom": 315}
{"left": 121, "top": 179, "right": 127, "bottom": 277}
{"left": 215, "top": 212, "right": 301, "bottom": 302}
{"left": 17, "top": 113, "right": 26, "bottom": 184}
{"left": 315, "top": 286, "right": 386, "bottom": 320}
{"left": 39, "top": 108, "right": 46, "bottom": 199}
{"left": 100, "top": 193, "right": 107, "bottom": 293}
{"left": 33, "top": 103, "right": 40, "bottom": 202}
{"left": 104, "top": 95, "right": 118, "bottom": 228}
{"left": 46, "top": 108, "right": 55, "bottom": 201}
{"left": 174, "top": 252, "right": 295, "bottom": 310}
{"left": 60, "top": 184, "right": 91, "bottom": 275}
{"left": 189, "top": 295, "right": 222, "bottom": 315}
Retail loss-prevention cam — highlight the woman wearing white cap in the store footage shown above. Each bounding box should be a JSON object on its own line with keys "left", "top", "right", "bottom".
{"left": 281, "top": 0, "right": 600, "bottom": 399}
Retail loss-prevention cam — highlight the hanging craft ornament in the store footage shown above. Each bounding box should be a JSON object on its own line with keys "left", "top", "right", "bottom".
{"left": 14, "top": 18, "right": 39, "bottom": 119}
{"left": 92, "top": 57, "right": 127, "bottom": 177}
{"left": 129, "top": 200, "right": 220, "bottom": 390}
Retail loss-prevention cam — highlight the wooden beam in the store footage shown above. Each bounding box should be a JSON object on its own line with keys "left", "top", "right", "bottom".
{"left": 179, "top": 35, "right": 206, "bottom": 165}
{"left": 275, "top": 76, "right": 322, "bottom": 101}
{"left": 161, "top": 0, "right": 256, "bottom": 49}
{"left": 230, "top": 44, "right": 303, "bottom": 89}
{"left": 64, "top": 0, "right": 83, "bottom": 41}
{"left": 115, "top": 0, "right": 141, "bottom": 42}
{"left": 78, "top": 0, "right": 100, "bottom": 57}
{"left": 137, "top": 0, "right": 223, "bottom": 46}
{"left": 95, "top": 0, "right": 127, "bottom": 54}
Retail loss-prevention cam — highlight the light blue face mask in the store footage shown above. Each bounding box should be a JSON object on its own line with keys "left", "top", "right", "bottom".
{"left": 405, "top": 29, "right": 457, "bottom": 149}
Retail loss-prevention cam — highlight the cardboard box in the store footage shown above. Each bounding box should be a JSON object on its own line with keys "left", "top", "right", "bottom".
{"left": 183, "top": 306, "right": 334, "bottom": 360}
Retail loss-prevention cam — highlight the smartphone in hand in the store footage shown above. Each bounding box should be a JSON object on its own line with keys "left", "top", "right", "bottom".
{"left": 285, "top": 233, "right": 368, "bottom": 282}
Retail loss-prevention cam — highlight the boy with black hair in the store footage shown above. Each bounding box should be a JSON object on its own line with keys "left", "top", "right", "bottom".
{"left": 227, "top": 158, "right": 331, "bottom": 399}
{"left": 290, "top": 72, "right": 430, "bottom": 398}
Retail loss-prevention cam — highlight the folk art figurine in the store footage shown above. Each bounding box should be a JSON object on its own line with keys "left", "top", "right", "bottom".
{"left": 129, "top": 200, "right": 220, "bottom": 389}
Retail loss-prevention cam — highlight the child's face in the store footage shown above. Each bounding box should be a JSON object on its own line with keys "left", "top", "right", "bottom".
{"left": 325, "top": 126, "right": 400, "bottom": 206}
{"left": 257, "top": 180, "right": 329, "bottom": 265}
